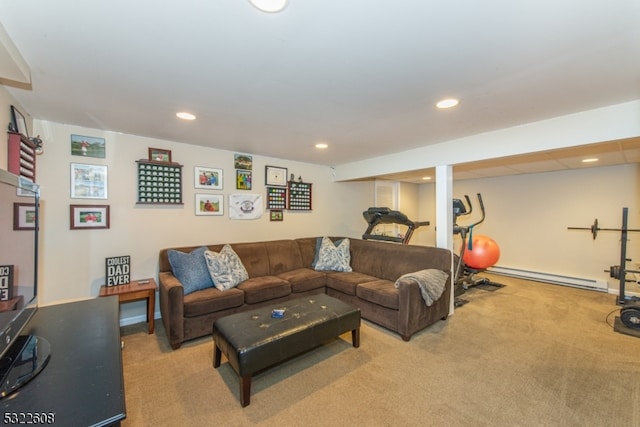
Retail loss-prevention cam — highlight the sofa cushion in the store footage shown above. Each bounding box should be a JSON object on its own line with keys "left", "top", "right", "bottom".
{"left": 237, "top": 276, "right": 291, "bottom": 304}
{"left": 183, "top": 287, "right": 245, "bottom": 317}
{"left": 204, "top": 244, "right": 249, "bottom": 291}
{"left": 326, "top": 271, "right": 379, "bottom": 296}
{"left": 277, "top": 268, "right": 327, "bottom": 293}
{"left": 229, "top": 242, "right": 272, "bottom": 278}
{"left": 356, "top": 280, "right": 399, "bottom": 310}
{"left": 265, "top": 240, "right": 305, "bottom": 274}
{"left": 167, "top": 246, "right": 214, "bottom": 295}
{"left": 314, "top": 237, "right": 352, "bottom": 272}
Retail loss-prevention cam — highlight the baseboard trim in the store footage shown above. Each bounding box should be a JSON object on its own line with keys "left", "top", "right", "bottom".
{"left": 488, "top": 266, "right": 608, "bottom": 292}
{"left": 119, "top": 312, "right": 160, "bottom": 328}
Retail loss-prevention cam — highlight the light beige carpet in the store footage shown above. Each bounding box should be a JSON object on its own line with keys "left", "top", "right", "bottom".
{"left": 120, "top": 275, "right": 640, "bottom": 426}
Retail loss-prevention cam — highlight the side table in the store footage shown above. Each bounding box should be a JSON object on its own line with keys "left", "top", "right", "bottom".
{"left": 99, "top": 278, "right": 157, "bottom": 334}
{"left": 0, "top": 295, "right": 23, "bottom": 312}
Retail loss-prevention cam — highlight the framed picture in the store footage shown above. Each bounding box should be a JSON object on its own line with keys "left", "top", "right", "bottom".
{"left": 148, "top": 147, "right": 172, "bottom": 163}
{"left": 10, "top": 105, "right": 28, "bottom": 137}
{"left": 11, "top": 105, "right": 29, "bottom": 138}
{"left": 236, "top": 170, "right": 252, "bottom": 190}
{"left": 195, "top": 194, "right": 224, "bottom": 216}
{"left": 71, "top": 134, "right": 106, "bottom": 158}
{"left": 270, "top": 210, "right": 284, "bottom": 222}
{"left": 13, "top": 203, "right": 37, "bottom": 230}
{"left": 234, "top": 154, "right": 252, "bottom": 170}
{"left": 70, "top": 205, "right": 110, "bottom": 230}
{"left": 70, "top": 163, "right": 108, "bottom": 199}
{"left": 265, "top": 165, "right": 287, "bottom": 187}
{"left": 194, "top": 166, "right": 223, "bottom": 190}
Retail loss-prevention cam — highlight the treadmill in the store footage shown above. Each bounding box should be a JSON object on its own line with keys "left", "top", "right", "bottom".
{"left": 362, "top": 207, "right": 430, "bottom": 244}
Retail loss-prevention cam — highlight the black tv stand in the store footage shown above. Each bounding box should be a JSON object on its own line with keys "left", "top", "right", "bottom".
{"left": 0, "top": 335, "right": 51, "bottom": 398}
{"left": 0, "top": 298, "right": 126, "bottom": 426}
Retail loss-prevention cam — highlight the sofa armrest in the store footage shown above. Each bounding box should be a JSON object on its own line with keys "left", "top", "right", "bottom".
{"left": 396, "top": 272, "right": 451, "bottom": 340}
{"left": 158, "top": 271, "right": 185, "bottom": 349}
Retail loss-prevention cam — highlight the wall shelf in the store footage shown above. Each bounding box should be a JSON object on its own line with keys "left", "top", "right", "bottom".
{"left": 287, "top": 181, "right": 312, "bottom": 211}
{"left": 136, "top": 160, "right": 183, "bottom": 205}
{"left": 7, "top": 132, "right": 36, "bottom": 182}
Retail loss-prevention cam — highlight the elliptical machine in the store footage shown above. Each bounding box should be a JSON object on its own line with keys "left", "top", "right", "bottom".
{"left": 453, "top": 193, "right": 503, "bottom": 304}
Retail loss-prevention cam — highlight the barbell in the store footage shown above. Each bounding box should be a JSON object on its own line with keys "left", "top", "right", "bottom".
{"left": 567, "top": 218, "right": 640, "bottom": 240}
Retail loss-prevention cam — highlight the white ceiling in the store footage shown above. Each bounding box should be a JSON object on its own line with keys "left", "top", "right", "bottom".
{"left": 0, "top": 1, "right": 639, "bottom": 181}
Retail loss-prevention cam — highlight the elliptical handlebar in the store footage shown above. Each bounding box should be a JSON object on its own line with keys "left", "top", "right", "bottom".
{"left": 463, "top": 195, "right": 473, "bottom": 216}
{"left": 454, "top": 193, "right": 486, "bottom": 229}
{"left": 472, "top": 193, "right": 485, "bottom": 228}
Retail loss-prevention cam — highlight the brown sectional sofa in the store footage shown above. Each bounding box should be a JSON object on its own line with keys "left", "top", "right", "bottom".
{"left": 158, "top": 237, "right": 452, "bottom": 349}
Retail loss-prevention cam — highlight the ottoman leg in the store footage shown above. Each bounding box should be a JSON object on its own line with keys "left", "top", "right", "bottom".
{"left": 352, "top": 327, "right": 360, "bottom": 348}
{"left": 213, "top": 341, "right": 222, "bottom": 368}
{"left": 240, "top": 376, "right": 252, "bottom": 407}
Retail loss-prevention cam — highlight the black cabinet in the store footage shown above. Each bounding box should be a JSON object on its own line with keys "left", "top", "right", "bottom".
{"left": 0, "top": 298, "right": 126, "bottom": 426}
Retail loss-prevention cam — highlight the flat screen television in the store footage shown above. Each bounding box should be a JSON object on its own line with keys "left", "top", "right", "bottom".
{"left": 0, "top": 168, "right": 49, "bottom": 398}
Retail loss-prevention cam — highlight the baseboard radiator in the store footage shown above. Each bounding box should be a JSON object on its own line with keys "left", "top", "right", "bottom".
{"left": 488, "top": 266, "right": 608, "bottom": 292}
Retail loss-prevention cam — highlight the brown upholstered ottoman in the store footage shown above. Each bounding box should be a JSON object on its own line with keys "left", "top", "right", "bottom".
{"left": 212, "top": 293, "right": 361, "bottom": 407}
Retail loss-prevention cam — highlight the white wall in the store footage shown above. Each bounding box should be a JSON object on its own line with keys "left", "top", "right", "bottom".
{"left": 451, "top": 164, "right": 640, "bottom": 292}
{"left": 29, "top": 120, "right": 374, "bottom": 320}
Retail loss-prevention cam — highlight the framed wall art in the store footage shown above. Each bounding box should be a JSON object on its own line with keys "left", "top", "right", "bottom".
{"left": 70, "top": 163, "right": 108, "bottom": 199}
{"left": 13, "top": 203, "right": 37, "bottom": 230}
{"left": 195, "top": 194, "right": 224, "bottom": 216}
{"left": 234, "top": 154, "right": 252, "bottom": 170}
{"left": 148, "top": 147, "right": 172, "bottom": 163}
{"left": 236, "top": 170, "right": 252, "bottom": 190}
{"left": 194, "top": 166, "right": 223, "bottom": 190}
{"left": 10, "top": 105, "right": 28, "bottom": 137}
{"left": 265, "top": 165, "right": 287, "bottom": 187}
{"left": 71, "top": 134, "right": 106, "bottom": 158}
{"left": 70, "top": 204, "right": 110, "bottom": 230}
{"left": 270, "top": 210, "right": 284, "bottom": 222}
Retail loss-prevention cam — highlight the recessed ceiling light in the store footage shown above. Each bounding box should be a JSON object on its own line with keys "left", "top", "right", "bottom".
{"left": 249, "top": 0, "right": 288, "bottom": 13}
{"left": 422, "top": 176, "right": 432, "bottom": 180}
{"left": 176, "top": 112, "right": 196, "bottom": 121}
{"left": 582, "top": 158, "right": 599, "bottom": 163}
{"left": 315, "top": 143, "right": 328, "bottom": 149}
{"left": 436, "top": 98, "right": 459, "bottom": 109}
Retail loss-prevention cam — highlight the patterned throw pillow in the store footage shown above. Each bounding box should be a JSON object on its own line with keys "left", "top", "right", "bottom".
{"left": 204, "top": 244, "right": 249, "bottom": 291}
{"left": 314, "top": 236, "right": 352, "bottom": 272}
{"left": 167, "top": 247, "right": 214, "bottom": 295}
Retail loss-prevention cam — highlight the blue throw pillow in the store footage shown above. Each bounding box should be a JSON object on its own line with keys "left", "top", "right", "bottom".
{"left": 168, "top": 247, "right": 214, "bottom": 295}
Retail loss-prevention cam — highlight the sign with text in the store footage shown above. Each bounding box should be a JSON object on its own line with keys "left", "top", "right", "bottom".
{"left": 0, "top": 265, "right": 14, "bottom": 301}
{"left": 105, "top": 256, "right": 130, "bottom": 286}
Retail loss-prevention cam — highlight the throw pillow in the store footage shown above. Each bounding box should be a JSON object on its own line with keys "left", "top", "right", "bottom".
{"left": 314, "top": 236, "right": 352, "bottom": 272}
{"left": 311, "top": 237, "right": 343, "bottom": 268}
{"left": 204, "top": 244, "right": 249, "bottom": 291}
{"left": 167, "top": 247, "right": 214, "bottom": 296}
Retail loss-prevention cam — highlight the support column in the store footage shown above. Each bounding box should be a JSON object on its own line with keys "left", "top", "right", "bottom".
{"left": 435, "top": 165, "right": 454, "bottom": 314}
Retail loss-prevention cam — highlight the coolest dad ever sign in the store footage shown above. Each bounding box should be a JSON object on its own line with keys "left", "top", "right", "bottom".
{"left": 105, "top": 256, "right": 130, "bottom": 286}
